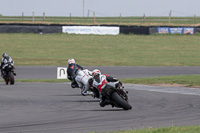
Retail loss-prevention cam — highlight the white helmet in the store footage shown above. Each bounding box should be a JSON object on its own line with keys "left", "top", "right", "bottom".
{"left": 68, "top": 58, "right": 75, "bottom": 64}
{"left": 92, "top": 69, "right": 101, "bottom": 77}
{"left": 92, "top": 69, "right": 101, "bottom": 83}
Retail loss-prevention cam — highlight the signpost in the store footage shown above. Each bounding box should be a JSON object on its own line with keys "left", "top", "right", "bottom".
{"left": 57, "top": 67, "right": 68, "bottom": 79}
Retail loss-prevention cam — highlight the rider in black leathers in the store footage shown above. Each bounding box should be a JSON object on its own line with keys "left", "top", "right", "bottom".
{"left": 67, "top": 58, "right": 83, "bottom": 88}
{"left": 0, "top": 53, "right": 16, "bottom": 76}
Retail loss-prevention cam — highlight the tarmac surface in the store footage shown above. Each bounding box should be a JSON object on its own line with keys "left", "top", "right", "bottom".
{"left": 15, "top": 66, "right": 200, "bottom": 79}
{"left": 0, "top": 66, "right": 200, "bottom": 133}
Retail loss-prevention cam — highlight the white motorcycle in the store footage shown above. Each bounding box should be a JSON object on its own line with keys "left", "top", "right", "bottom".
{"left": 73, "top": 69, "right": 94, "bottom": 96}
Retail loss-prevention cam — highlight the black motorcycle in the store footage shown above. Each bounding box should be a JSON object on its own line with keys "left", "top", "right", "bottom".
{"left": 2, "top": 62, "right": 15, "bottom": 85}
{"left": 91, "top": 81, "right": 132, "bottom": 110}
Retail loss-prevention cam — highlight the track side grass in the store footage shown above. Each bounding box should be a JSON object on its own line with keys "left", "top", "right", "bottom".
{"left": 105, "top": 126, "right": 200, "bottom": 133}
{"left": 1, "top": 33, "right": 200, "bottom": 66}
{"left": 120, "top": 75, "right": 200, "bottom": 87}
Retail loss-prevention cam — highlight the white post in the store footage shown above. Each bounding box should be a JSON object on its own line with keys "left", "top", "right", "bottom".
{"left": 143, "top": 14, "right": 146, "bottom": 22}
{"left": 120, "top": 13, "right": 122, "bottom": 24}
{"left": 169, "top": 10, "right": 172, "bottom": 24}
{"left": 194, "top": 14, "right": 196, "bottom": 25}
{"left": 93, "top": 12, "right": 95, "bottom": 24}
{"left": 43, "top": 12, "right": 45, "bottom": 21}
{"left": 88, "top": 10, "right": 90, "bottom": 17}
{"left": 70, "top": 13, "right": 71, "bottom": 22}
{"left": 32, "top": 10, "right": 35, "bottom": 22}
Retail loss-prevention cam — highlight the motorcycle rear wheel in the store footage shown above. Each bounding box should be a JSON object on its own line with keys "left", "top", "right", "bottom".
{"left": 111, "top": 92, "right": 132, "bottom": 110}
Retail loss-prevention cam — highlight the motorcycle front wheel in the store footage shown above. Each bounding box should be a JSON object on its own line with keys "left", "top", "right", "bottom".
{"left": 111, "top": 92, "right": 132, "bottom": 110}
{"left": 8, "top": 72, "right": 15, "bottom": 85}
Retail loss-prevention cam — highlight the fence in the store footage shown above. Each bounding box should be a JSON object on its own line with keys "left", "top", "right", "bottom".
{"left": 0, "top": 15, "right": 200, "bottom": 25}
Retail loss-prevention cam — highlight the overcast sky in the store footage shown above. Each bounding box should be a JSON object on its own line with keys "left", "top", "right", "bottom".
{"left": 1, "top": 0, "right": 200, "bottom": 17}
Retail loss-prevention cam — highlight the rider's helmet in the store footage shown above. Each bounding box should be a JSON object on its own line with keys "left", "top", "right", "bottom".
{"left": 68, "top": 58, "right": 75, "bottom": 65}
{"left": 2, "top": 52, "right": 8, "bottom": 57}
{"left": 92, "top": 69, "right": 101, "bottom": 83}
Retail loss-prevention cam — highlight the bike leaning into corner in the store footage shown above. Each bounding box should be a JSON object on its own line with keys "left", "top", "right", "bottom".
{"left": 67, "top": 58, "right": 93, "bottom": 96}
{"left": 92, "top": 69, "right": 132, "bottom": 110}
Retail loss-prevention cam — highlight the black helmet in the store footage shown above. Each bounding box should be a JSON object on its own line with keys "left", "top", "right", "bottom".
{"left": 2, "top": 52, "right": 8, "bottom": 57}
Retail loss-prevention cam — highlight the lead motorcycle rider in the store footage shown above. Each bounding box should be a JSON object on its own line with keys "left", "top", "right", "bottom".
{"left": 92, "top": 69, "right": 122, "bottom": 107}
{"left": 67, "top": 58, "right": 93, "bottom": 96}
{"left": 0, "top": 52, "right": 16, "bottom": 76}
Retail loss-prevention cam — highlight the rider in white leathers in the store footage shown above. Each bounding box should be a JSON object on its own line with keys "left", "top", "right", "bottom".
{"left": 67, "top": 58, "right": 93, "bottom": 96}
{"left": 75, "top": 68, "right": 94, "bottom": 96}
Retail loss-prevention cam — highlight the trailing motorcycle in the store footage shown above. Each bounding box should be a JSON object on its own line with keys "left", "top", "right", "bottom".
{"left": 91, "top": 81, "right": 132, "bottom": 110}
{"left": 2, "top": 62, "right": 15, "bottom": 85}
{"left": 71, "top": 69, "right": 94, "bottom": 96}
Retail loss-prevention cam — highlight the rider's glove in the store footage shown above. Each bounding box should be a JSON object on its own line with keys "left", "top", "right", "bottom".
{"left": 115, "top": 82, "right": 121, "bottom": 88}
{"left": 119, "top": 81, "right": 122, "bottom": 86}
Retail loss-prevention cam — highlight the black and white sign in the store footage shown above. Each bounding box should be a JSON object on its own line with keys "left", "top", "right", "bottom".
{"left": 57, "top": 67, "right": 67, "bottom": 79}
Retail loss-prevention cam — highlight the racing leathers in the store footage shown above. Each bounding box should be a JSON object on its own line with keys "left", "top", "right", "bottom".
{"left": 92, "top": 74, "right": 122, "bottom": 107}
{"left": 0, "top": 56, "right": 16, "bottom": 76}
{"left": 67, "top": 63, "right": 93, "bottom": 96}
{"left": 75, "top": 69, "right": 94, "bottom": 96}
{"left": 67, "top": 63, "right": 83, "bottom": 88}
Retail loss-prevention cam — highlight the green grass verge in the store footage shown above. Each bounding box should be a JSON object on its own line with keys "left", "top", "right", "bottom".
{"left": 104, "top": 126, "right": 200, "bottom": 133}
{"left": 1, "top": 33, "right": 200, "bottom": 66}
{"left": 1, "top": 75, "right": 199, "bottom": 88}
{"left": 120, "top": 75, "right": 200, "bottom": 87}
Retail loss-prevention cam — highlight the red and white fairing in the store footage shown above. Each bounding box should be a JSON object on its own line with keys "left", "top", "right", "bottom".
{"left": 92, "top": 74, "right": 108, "bottom": 92}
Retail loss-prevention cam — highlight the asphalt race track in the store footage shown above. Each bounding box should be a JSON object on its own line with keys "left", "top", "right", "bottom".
{"left": 15, "top": 66, "right": 200, "bottom": 79}
{"left": 0, "top": 66, "right": 200, "bottom": 133}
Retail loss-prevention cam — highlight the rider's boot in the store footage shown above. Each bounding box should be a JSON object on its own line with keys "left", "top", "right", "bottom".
{"left": 71, "top": 80, "right": 79, "bottom": 88}
{"left": 1, "top": 70, "right": 5, "bottom": 77}
{"left": 13, "top": 69, "right": 16, "bottom": 76}
{"left": 99, "top": 99, "right": 111, "bottom": 107}
{"left": 81, "top": 88, "right": 94, "bottom": 96}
